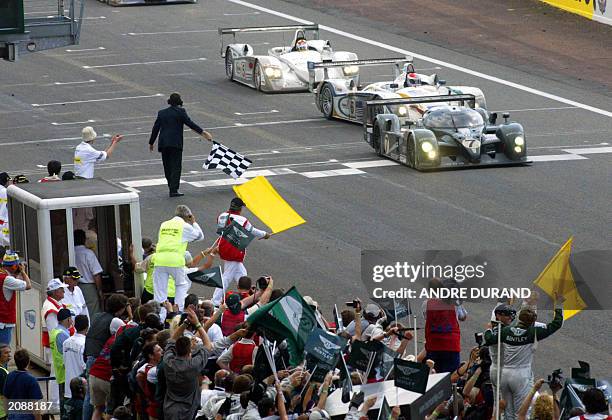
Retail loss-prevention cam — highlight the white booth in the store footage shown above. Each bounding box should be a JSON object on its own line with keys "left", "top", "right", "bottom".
{"left": 6, "top": 179, "right": 142, "bottom": 367}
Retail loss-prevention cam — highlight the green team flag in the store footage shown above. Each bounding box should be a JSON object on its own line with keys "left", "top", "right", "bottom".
{"left": 248, "top": 286, "right": 316, "bottom": 365}
{"left": 377, "top": 395, "right": 392, "bottom": 420}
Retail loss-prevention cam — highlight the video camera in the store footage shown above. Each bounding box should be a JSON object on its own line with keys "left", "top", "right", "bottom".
{"left": 546, "top": 369, "right": 563, "bottom": 388}
{"left": 345, "top": 299, "right": 361, "bottom": 309}
{"left": 256, "top": 276, "right": 270, "bottom": 290}
{"left": 474, "top": 332, "right": 484, "bottom": 347}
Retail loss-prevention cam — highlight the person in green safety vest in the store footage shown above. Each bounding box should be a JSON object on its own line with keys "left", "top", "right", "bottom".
{"left": 152, "top": 205, "right": 204, "bottom": 321}
{"left": 129, "top": 242, "right": 218, "bottom": 307}
{"left": 50, "top": 308, "right": 74, "bottom": 415}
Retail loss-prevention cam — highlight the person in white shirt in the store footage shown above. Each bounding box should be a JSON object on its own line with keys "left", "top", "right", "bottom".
{"left": 0, "top": 251, "right": 32, "bottom": 345}
{"left": 152, "top": 205, "right": 204, "bottom": 321}
{"left": 74, "top": 229, "right": 104, "bottom": 316}
{"left": 0, "top": 173, "right": 11, "bottom": 249}
{"left": 60, "top": 267, "right": 89, "bottom": 320}
{"left": 63, "top": 315, "right": 88, "bottom": 398}
{"left": 74, "top": 126, "right": 122, "bottom": 179}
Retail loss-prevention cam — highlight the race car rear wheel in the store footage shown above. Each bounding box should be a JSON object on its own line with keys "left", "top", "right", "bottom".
{"left": 225, "top": 47, "right": 233, "bottom": 79}
{"left": 372, "top": 123, "right": 383, "bottom": 157}
{"left": 254, "top": 62, "right": 263, "bottom": 91}
{"left": 319, "top": 84, "right": 334, "bottom": 119}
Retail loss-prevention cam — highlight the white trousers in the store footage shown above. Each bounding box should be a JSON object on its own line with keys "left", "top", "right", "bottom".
{"left": 44, "top": 347, "right": 60, "bottom": 406}
{"left": 153, "top": 266, "right": 187, "bottom": 321}
{"left": 212, "top": 260, "right": 247, "bottom": 306}
{"left": 491, "top": 366, "right": 533, "bottom": 420}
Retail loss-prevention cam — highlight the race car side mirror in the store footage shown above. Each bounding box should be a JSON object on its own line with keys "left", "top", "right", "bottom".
{"left": 503, "top": 112, "right": 510, "bottom": 123}
{"left": 489, "top": 112, "right": 498, "bottom": 124}
{"left": 438, "top": 80, "right": 446, "bottom": 86}
{"left": 390, "top": 83, "right": 398, "bottom": 88}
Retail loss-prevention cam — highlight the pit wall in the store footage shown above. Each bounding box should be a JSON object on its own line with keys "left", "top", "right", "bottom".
{"left": 540, "top": 0, "right": 612, "bottom": 25}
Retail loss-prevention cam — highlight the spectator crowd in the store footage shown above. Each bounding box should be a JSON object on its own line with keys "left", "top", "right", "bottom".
{"left": 0, "top": 148, "right": 609, "bottom": 420}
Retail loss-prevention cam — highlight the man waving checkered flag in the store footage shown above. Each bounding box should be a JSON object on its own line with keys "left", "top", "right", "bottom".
{"left": 203, "top": 141, "right": 252, "bottom": 179}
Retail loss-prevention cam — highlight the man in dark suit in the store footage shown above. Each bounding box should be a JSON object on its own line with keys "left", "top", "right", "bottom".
{"left": 149, "top": 93, "right": 212, "bottom": 197}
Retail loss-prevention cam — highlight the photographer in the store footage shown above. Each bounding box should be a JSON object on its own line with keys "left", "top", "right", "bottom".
{"left": 0, "top": 251, "right": 32, "bottom": 346}
{"left": 516, "top": 378, "right": 560, "bottom": 420}
{"left": 462, "top": 347, "right": 494, "bottom": 420}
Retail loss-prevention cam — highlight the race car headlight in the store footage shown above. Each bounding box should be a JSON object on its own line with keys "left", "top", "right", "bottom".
{"left": 427, "top": 150, "right": 437, "bottom": 160}
{"left": 421, "top": 141, "right": 434, "bottom": 153}
{"left": 514, "top": 136, "right": 524, "bottom": 146}
{"left": 398, "top": 106, "right": 407, "bottom": 116}
{"left": 264, "top": 66, "right": 282, "bottom": 79}
{"left": 342, "top": 65, "right": 359, "bottom": 76}
{"left": 514, "top": 146, "right": 522, "bottom": 153}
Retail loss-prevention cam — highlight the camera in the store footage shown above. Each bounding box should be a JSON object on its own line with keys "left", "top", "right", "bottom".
{"left": 256, "top": 276, "right": 270, "bottom": 290}
{"left": 546, "top": 369, "right": 563, "bottom": 388}
{"left": 474, "top": 332, "right": 484, "bottom": 347}
{"left": 345, "top": 299, "right": 360, "bottom": 308}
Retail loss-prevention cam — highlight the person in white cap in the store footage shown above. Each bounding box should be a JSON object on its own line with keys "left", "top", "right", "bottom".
{"left": 74, "top": 127, "right": 122, "bottom": 179}
{"left": 41, "top": 278, "right": 73, "bottom": 408}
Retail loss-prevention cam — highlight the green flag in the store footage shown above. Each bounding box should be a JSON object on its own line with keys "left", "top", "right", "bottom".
{"left": 377, "top": 395, "right": 392, "bottom": 420}
{"left": 248, "top": 286, "right": 316, "bottom": 365}
{"left": 187, "top": 266, "right": 223, "bottom": 288}
{"left": 221, "top": 220, "right": 255, "bottom": 251}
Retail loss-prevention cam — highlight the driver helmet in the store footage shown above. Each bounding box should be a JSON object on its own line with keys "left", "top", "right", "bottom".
{"left": 295, "top": 38, "right": 308, "bottom": 51}
{"left": 406, "top": 72, "right": 421, "bottom": 86}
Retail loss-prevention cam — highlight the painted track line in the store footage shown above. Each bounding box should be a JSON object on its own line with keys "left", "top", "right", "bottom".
{"left": 32, "top": 93, "right": 164, "bottom": 107}
{"left": 227, "top": 0, "right": 612, "bottom": 119}
{"left": 83, "top": 58, "right": 206, "bottom": 69}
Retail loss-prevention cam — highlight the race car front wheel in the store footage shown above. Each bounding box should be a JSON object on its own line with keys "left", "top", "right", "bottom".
{"left": 254, "top": 62, "right": 264, "bottom": 91}
{"left": 225, "top": 48, "right": 233, "bottom": 79}
{"left": 372, "top": 123, "right": 383, "bottom": 157}
{"left": 319, "top": 84, "right": 334, "bottom": 119}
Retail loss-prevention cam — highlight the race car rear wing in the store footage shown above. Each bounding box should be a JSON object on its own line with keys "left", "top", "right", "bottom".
{"left": 219, "top": 24, "right": 319, "bottom": 57}
{"left": 363, "top": 94, "right": 476, "bottom": 127}
{"left": 306, "top": 56, "right": 413, "bottom": 92}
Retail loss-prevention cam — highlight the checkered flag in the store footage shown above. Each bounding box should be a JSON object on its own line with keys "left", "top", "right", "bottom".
{"left": 203, "top": 141, "right": 252, "bottom": 179}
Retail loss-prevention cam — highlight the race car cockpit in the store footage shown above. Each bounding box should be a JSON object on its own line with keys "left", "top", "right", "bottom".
{"left": 290, "top": 30, "right": 318, "bottom": 52}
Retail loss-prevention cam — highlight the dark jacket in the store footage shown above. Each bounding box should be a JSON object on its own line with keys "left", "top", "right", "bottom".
{"left": 149, "top": 105, "right": 203, "bottom": 151}
{"left": 84, "top": 312, "right": 114, "bottom": 359}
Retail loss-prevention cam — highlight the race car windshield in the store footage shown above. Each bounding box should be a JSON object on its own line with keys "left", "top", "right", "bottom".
{"left": 423, "top": 108, "right": 484, "bottom": 129}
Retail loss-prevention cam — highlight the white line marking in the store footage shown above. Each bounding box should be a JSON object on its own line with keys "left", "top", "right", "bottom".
{"left": 24, "top": 10, "right": 67, "bottom": 14}
{"left": 529, "top": 154, "right": 589, "bottom": 162}
{"left": 51, "top": 119, "right": 95, "bottom": 126}
{"left": 53, "top": 80, "right": 96, "bottom": 85}
{"left": 563, "top": 146, "right": 612, "bottom": 155}
{"left": 187, "top": 178, "right": 248, "bottom": 187}
{"left": 32, "top": 93, "right": 164, "bottom": 107}
{"left": 492, "top": 106, "right": 579, "bottom": 112}
{"left": 81, "top": 16, "right": 106, "bottom": 20}
{"left": 125, "top": 30, "right": 217, "bottom": 36}
{"left": 343, "top": 160, "right": 400, "bottom": 169}
{"left": 301, "top": 168, "right": 366, "bottom": 178}
{"left": 235, "top": 110, "right": 279, "bottom": 116}
{"left": 223, "top": 11, "right": 260, "bottom": 15}
{"left": 83, "top": 58, "right": 206, "bottom": 69}
{"left": 228, "top": 0, "right": 612, "bottom": 119}
{"left": 65, "top": 47, "right": 105, "bottom": 52}
{"left": 123, "top": 179, "right": 185, "bottom": 188}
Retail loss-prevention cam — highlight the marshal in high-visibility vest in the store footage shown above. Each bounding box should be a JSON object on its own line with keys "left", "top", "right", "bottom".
{"left": 49, "top": 309, "right": 73, "bottom": 388}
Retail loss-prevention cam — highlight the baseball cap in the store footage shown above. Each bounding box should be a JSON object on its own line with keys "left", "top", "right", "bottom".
{"left": 494, "top": 303, "right": 516, "bottom": 316}
{"left": 82, "top": 126, "right": 97, "bottom": 142}
{"left": 226, "top": 293, "right": 242, "bottom": 315}
{"left": 364, "top": 303, "right": 381, "bottom": 317}
{"left": 62, "top": 267, "right": 82, "bottom": 279}
{"left": 57, "top": 308, "right": 72, "bottom": 322}
{"left": 0, "top": 172, "right": 10, "bottom": 185}
{"left": 229, "top": 197, "right": 245, "bottom": 211}
{"left": 47, "top": 278, "right": 68, "bottom": 292}
{"left": 2, "top": 250, "right": 20, "bottom": 266}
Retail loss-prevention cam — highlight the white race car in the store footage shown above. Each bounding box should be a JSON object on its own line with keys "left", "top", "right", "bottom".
{"left": 308, "top": 57, "right": 486, "bottom": 122}
{"left": 219, "top": 24, "right": 359, "bottom": 92}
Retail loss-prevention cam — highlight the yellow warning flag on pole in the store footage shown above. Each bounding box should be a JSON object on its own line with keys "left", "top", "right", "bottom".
{"left": 533, "top": 237, "right": 586, "bottom": 320}
{"left": 233, "top": 176, "right": 306, "bottom": 234}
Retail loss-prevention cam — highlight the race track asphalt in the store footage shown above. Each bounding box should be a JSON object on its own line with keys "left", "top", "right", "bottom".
{"left": 1, "top": 0, "right": 610, "bottom": 377}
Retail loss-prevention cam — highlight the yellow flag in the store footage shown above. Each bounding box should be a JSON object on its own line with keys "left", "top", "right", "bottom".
{"left": 533, "top": 237, "right": 586, "bottom": 320}
{"left": 233, "top": 176, "right": 306, "bottom": 234}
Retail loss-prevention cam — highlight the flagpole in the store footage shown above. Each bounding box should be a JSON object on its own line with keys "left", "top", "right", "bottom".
{"left": 413, "top": 314, "right": 418, "bottom": 359}
{"left": 495, "top": 321, "right": 502, "bottom": 420}
{"left": 299, "top": 364, "right": 317, "bottom": 399}
{"left": 393, "top": 297, "right": 398, "bottom": 329}
{"left": 407, "top": 299, "right": 412, "bottom": 328}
